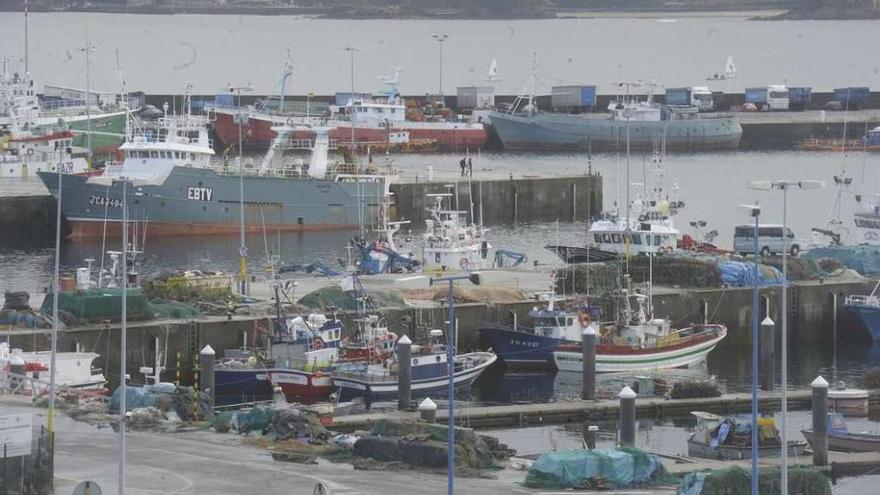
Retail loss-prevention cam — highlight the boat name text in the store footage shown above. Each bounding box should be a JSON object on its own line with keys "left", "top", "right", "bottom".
{"left": 187, "top": 187, "right": 213, "bottom": 201}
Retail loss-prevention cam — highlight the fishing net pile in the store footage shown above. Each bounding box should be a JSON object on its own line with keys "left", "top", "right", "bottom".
{"left": 352, "top": 419, "right": 512, "bottom": 470}
{"left": 677, "top": 466, "right": 831, "bottom": 495}
{"left": 805, "top": 245, "right": 880, "bottom": 277}
{"left": 297, "top": 286, "right": 407, "bottom": 311}
{"left": 524, "top": 447, "right": 677, "bottom": 489}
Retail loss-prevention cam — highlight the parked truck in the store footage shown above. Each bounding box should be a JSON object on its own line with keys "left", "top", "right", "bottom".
{"left": 550, "top": 85, "right": 597, "bottom": 111}
{"left": 665, "top": 86, "right": 714, "bottom": 111}
{"left": 834, "top": 87, "right": 870, "bottom": 110}
{"left": 744, "top": 85, "right": 789, "bottom": 111}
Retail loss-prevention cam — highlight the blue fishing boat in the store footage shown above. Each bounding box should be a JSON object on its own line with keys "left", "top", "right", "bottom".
{"left": 477, "top": 293, "right": 602, "bottom": 366}
{"left": 840, "top": 282, "right": 880, "bottom": 342}
{"left": 332, "top": 329, "right": 496, "bottom": 404}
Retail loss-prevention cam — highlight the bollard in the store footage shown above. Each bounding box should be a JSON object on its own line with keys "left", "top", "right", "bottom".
{"left": 9, "top": 356, "right": 25, "bottom": 392}
{"left": 760, "top": 315, "right": 775, "bottom": 391}
{"left": 582, "top": 325, "right": 596, "bottom": 401}
{"left": 397, "top": 335, "right": 412, "bottom": 411}
{"left": 618, "top": 386, "right": 637, "bottom": 448}
{"left": 199, "top": 345, "right": 215, "bottom": 405}
{"left": 272, "top": 386, "right": 287, "bottom": 408}
{"left": 419, "top": 397, "right": 437, "bottom": 423}
{"left": 812, "top": 376, "right": 829, "bottom": 466}
{"left": 584, "top": 424, "right": 598, "bottom": 450}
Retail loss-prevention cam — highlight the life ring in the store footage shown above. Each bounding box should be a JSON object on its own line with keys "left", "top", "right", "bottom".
{"left": 578, "top": 311, "right": 591, "bottom": 326}
{"left": 459, "top": 257, "right": 469, "bottom": 270}
{"left": 313, "top": 337, "right": 324, "bottom": 350}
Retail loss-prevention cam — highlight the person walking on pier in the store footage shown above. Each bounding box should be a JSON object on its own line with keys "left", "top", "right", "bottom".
{"left": 459, "top": 157, "right": 467, "bottom": 176}
{"left": 467, "top": 156, "right": 473, "bottom": 177}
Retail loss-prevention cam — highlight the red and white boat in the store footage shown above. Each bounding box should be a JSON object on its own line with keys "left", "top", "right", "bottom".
{"left": 208, "top": 67, "right": 488, "bottom": 152}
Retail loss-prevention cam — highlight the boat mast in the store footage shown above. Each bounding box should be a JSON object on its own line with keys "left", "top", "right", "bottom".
{"left": 23, "top": 0, "right": 28, "bottom": 74}
{"left": 79, "top": 41, "right": 96, "bottom": 161}
{"left": 47, "top": 102, "right": 63, "bottom": 435}
{"left": 119, "top": 178, "right": 128, "bottom": 495}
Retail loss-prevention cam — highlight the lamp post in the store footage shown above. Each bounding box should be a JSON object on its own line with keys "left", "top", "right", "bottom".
{"left": 429, "top": 272, "right": 481, "bottom": 495}
{"left": 229, "top": 83, "right": 254, "bottom": 295}
{"left": 738, "top": 202, "right": 761, "bottom": 495}
{"left": 748, "top": 179, "right": 824, "bottom": 495}
{"left": 431, "top": 33, "right": 449, "bottom": 97}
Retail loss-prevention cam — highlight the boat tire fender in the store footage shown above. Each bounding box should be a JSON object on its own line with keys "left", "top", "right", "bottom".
{"left": 460, "top": 257, "right": 469, "bottom": 270}
{"left": 313, "top": 337, "right": 324, "bottom": 350}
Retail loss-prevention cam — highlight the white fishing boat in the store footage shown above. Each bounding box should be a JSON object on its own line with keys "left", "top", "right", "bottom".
{"left": 0, "top": 342, "right": 106, "bottom": 391}
{"left": 422, "top": 193, "right": 493, "bottom": 271}
{"left": 0, "top": 128, "right": 91, "bottom": 178}
{"left": 554, "top": 277, "right": 727, "bottom": 373}
{"left": 707, "top": 56, "right": 738, "bottom": 81}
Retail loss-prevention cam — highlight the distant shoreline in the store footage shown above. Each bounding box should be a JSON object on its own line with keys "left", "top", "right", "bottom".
{"left": 0, "top": 6, "right": 786, "bottom": 21}
{"left": 1, "top": 5, "right": 877, "bottom": 21}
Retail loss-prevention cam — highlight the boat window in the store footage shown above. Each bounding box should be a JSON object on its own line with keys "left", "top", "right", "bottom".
{"left": 138, "top": 151, "right": 148, "bottom": 158}
{"left": 611, "top": 234, "right": 621, "bottom": 243}
{"left": 601, "top": 234, "right": 611, "bottom": 243}
{"left": 150, "top": 151, "right": 158, "bottom": 158}
{"left": 190, "top": 153, "right": 196, "bottom": 160}
{"left": 566, "top": 317, "right": 573, "bottom": 326}
{"left": 593, "top": 234, "right": 602, "bottom": 244}
{"left": 632, "top": 234, "right": 642, "bottom": 245}
{"left": 654, "top": 235, "right": 661, "bottom": 246}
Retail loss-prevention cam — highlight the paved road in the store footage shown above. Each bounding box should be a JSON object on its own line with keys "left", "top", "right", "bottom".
{"left": 0, "top": 401, "right": 530, "bottom": 495}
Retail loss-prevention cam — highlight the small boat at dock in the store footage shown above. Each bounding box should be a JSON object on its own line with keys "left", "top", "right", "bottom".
{"left": 332, "top": 329, "right": 496, "bottom": 404}
{"left": 688, "top": 411, "right": 807, "bottom": 461}
{"left": 840, "top": 281, "right": 880, "bottom": 342}
{"left": 553, "top": 284, "right": 727, "bottom": 373}
{"left": 802, "top": 413, "right": 880, "bottom": 453}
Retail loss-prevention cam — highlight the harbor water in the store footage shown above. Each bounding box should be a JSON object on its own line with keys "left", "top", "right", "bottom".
{"left": 0, "top": 13, "right": 879, "bottom": 95}
{"left": 3, "top": 150, "right": 880, "bottom": 395}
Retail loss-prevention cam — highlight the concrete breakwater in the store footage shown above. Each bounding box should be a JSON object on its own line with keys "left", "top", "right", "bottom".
{"left": 3, "top": 276, "right": 875, "bottom": 388}
{"left": 390, "top": 174, "right": 601, "bottom": 225}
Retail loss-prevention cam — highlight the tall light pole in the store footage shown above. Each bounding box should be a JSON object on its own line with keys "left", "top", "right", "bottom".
{"left": 749, "top": 179, "right": 824, "bottom": 495}
{"left": 738, "top": 202, "right": 761, "bottom": 495}
{"left": 119, "top": 177, "right": 129, "bottom": 495}
{"left": 429, "top": 272, "right": 481, "bottom": 495}
{"left": 230, "top": 83, "right": 254, "bottom": 295}
{"left": 48, "top": 142, "right": 64, "bottom": 436}
{"left": 431, "top": 34, "right": 449, "bottom": 97}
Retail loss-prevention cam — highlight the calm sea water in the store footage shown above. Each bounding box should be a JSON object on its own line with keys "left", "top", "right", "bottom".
{"left": 0, "top": 13, "right": 879, "bottom": 95}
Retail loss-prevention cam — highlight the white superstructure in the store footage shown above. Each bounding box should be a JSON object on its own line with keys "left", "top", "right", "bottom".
{"left": 422, "top": 193, "right": 492, "bottom": 271}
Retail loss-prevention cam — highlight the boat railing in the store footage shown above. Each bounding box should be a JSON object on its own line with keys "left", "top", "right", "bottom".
{"left": 845, "top": 295, "right": 879, "bottom": 306}
{"left": 277, "top": 138, "right": 339, "bottom": 150}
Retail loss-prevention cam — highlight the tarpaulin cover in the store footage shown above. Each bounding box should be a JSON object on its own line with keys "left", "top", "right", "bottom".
{"left": 719, "top": 261, "right": 785, "bottom": 287}
{"left": 524, "top": 447, "right": 670, "bottom": 489}
{"left": 110, "top": 386, "right": 157, "bottom": 412}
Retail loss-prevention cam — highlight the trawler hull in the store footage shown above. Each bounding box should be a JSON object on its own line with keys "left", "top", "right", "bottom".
{"left": 489, "top": 112, "right": 742, "bottom": 151}
{"left": 38, "top": 166, "right": 384, "bottom": 238}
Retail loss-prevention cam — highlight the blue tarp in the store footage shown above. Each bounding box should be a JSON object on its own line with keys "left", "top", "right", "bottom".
{"left": 525, "top": 448, "right": 666, "bottom": 489}
{"left": 677, "top": 472, "right": 711, "bottom": 495}
{"left": 719, "top": 261, "right": 785, "bottom": 287}
{"left": 110, "top": 386, "right": 157, "bottom": 412}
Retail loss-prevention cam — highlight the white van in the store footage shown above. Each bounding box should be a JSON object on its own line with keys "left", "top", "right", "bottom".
{"left": 733, "top": 224, "right": 800, "bottom": 257}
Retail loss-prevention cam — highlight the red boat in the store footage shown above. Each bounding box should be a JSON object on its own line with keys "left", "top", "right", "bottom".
{"left": 209, "top": 97, "right": 487, "bottom": 153}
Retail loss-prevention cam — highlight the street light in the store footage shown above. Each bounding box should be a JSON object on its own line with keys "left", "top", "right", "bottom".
{"left": 229, "top": 83, "right": 254, "bottom": 295}
{"left": 748, "top": 179, "right": 824, "bottom": 495}
{"left": 737, "top": 202, "right": 761, "bottom": 495}
{"left": 429, "top": 271, "right": 481, "bottom": 495}
{"left": 431, "top": 33, "right": 449, "bottom": 97}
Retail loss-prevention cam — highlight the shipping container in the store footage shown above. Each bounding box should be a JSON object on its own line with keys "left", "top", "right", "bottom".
{"left": 788, "top": 87, "right": 812, "bottom": 110}
{"left": 744, "top": 87, "right": 768, "bottom": 104}
{"left": 551, "top": 85, "right": 597, "bottom": 109}
{"left": 834, "top": 87, "right": 870, "bottom": 109}
{"left": 214, "top": 93, "right": 234, "bottom": 107}
{"left": 334, "top": 92, "right": 372, "bottom": 106}
{"left": 456, "top": 86, "right": 495, "bottom": 109}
